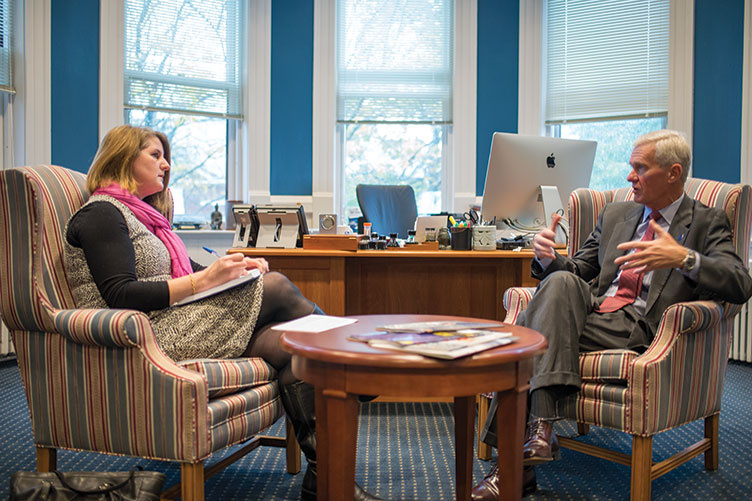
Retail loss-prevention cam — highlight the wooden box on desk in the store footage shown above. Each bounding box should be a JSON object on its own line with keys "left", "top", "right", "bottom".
{"left": 399, "top": 241, "right": 439, "bottom": 251}
{"left": 303, "top": 234, "right": 359, "bottom": 251}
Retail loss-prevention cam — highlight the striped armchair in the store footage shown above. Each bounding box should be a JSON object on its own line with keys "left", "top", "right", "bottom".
{"left": 482, "top": 178, "right": 752, "bottom": 501}
{"left": 0, "top": 165, "right": 300, "bottom": 501}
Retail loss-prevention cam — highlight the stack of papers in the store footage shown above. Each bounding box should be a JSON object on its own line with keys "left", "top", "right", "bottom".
{"left": 351, "top": 320, "right": 516, "bottom": 359}
{"left": 376, "top": 320, "right": 502, "bottom": 333}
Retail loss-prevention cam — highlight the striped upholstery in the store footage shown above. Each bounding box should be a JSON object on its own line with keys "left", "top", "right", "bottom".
{"left": 0, "top": 166, "right": 85, "bottom": 332}
{"left": 0, "top": 165, "right": 283, "bottom": 463}
{"left": 561, "top": 179, "right": 751, "bottom": 435}
{"left": 208, "top": 385, "right": 281, "bottom": 450}
{"left": 502, "top": 287, "right": 535, "bottom": 324}
{"left": 179, "top": 358, "right": 277, "bottom": 398}
{"left": 558, "top": 381, "right": 629, "bottom": 430}
{"left": 502, "top": 178, "right": 751, "bottom": 436}
{"left": 579, "top": 349, "right": 637, "bottom": 383}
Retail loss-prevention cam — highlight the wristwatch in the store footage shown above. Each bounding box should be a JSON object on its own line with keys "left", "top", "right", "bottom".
{"left": 681, "top": 248, "right": 697, "bottom": 273}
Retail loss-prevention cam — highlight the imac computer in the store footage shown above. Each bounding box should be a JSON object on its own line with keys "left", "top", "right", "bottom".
{"left": 481, "top": 132, "right": 597, "bottom": 239}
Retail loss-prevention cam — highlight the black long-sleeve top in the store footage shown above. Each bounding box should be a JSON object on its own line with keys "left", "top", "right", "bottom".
{"left": 66, "top": 201, "right": 203, "bottom": 312}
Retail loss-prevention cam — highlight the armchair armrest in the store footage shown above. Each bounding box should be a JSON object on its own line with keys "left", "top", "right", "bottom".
{"left": 52, "top": 307, "right": 207, "bottom": 383}
{"left": 53, "top": 308, "right": 155, "bottom": 348}
{"left": 637, "top": 300, "right": 726, "bottom": 364}
{"left": 629, "top": 300, "right": 733, "bottom": 434}
{"left": 502, "top": 287, "right": 536, "bottom": 324}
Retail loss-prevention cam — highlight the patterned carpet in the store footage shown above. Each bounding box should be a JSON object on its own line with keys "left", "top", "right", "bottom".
{"left": 1, "top": 358, "right": 751, "bottom": 500}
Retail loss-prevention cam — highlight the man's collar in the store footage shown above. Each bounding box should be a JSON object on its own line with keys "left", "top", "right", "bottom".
{"left": 642, "top": 193, "right": 685, "bottom": 225}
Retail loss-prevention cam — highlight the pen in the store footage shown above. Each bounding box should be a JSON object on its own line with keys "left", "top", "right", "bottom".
{"left": 202, "top": 246, "right": 221, "bottom": 258}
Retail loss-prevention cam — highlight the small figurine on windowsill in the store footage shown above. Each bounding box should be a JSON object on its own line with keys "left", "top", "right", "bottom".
{"left": 210, "top": 204, "right": 223, "bottom": 230}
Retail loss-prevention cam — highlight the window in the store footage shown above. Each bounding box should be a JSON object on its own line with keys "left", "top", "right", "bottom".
{"left": 0, "top": 0, "right": 13, "bottom": 170}
{"left": 0, "top": 0, "right": 12, "bottom": 93}
{"left": 336, "top": 0, "right": 454, "bottom": 217}
{"left": 123, "top": 0, "right": 242, "bottom": 223}
{"left": 545, "top": 0, "right": 669, "bottom": 191}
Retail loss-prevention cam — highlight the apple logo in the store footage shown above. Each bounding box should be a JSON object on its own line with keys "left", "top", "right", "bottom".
{"left": 546, "top": 153, "right": 556, "bottom": 168}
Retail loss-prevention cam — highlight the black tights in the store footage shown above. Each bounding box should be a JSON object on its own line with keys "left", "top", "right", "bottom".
{"left": 243, "top": 272, "right": 321, "bottom": 386}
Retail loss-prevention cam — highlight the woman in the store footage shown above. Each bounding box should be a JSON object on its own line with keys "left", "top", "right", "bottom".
{"left": 64, "top": 125, "right": 380, "bottom": 501}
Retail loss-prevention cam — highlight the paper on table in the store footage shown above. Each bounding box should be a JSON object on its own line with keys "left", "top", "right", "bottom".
{"left": 271, "top": 314, "right": 357, "bottom": 333}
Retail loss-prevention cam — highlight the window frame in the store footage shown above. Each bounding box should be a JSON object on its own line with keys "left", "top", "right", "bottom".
{"left": 0, "top": 0, "right": 13, "bottom": 94}
{"left": 5, "top": 0, "right": 51, "bottom": 168}
{"left": 518, "top": 0, "right": 694, "bottom": 170}
{"left": 99, "top": 0, "right": 270, "bottom": 211}
{"left": 742, "top": 0, "right": 752, "bottom": 185}
{"left": 314, "top": 0, "right": 477, "bottom": 222}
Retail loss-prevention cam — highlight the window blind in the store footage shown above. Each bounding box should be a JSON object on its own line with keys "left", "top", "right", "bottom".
{"left": 546, "top": 0, "right": 669, "bottom": 124}
{"left": 124, "top": 0, "right": 242, "bottom": 119}
{"left": 0, "top": 0, "right": 12, "bottom": 93}
{"left": 336, "top": 0, "right": 454, "bottom": 124}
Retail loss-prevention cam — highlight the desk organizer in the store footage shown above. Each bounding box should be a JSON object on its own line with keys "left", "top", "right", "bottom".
{"left": 303, "top": 234, "right": 359, "bottom": 251}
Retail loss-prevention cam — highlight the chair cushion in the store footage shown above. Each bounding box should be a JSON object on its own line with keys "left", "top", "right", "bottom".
{"left": 579, "top": 349, "right": 639, "bottom": 383}
{"left": 179, "top": 358, "right": 277, "bottom": 398}
{"left": 208, "top": 383, "right": 283, "bottom": 450}
{"left": 559, "top": 382, "right": 629, "bottom": 430}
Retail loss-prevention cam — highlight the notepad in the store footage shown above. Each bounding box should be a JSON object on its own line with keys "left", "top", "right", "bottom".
{"left": 173, "top": 269, "right": 261, "bottom": 306}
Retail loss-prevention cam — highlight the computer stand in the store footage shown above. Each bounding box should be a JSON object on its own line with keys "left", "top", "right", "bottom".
{"left": 539, "top": 185, "right": 567, "bottom": 244}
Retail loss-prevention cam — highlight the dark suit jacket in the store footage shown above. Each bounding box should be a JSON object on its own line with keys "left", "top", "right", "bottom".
{"left": 533, "top": 195, "right": 752, "bottom": 334}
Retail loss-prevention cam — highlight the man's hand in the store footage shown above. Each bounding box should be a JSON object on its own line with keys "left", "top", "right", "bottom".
{"left": 532, "top": 213, "right": 561, "bottom": 261}
{"left": 614, "top": 221, "right": 687, "bottom": 273}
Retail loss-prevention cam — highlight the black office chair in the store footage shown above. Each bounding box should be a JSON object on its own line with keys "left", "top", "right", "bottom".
{"left": 356, "top": 184, "right": 418, "bottom": 239}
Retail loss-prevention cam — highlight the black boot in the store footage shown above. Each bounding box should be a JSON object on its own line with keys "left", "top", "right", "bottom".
{"left": 279, "top": 381, "right": 384, "bottom": 501}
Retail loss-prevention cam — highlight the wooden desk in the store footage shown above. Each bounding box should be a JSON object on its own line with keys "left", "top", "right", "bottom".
{"left": 231, "top": 248, "right": 538, "bottom": 320}
{"left": 281, "top": 314, "right": 547, "bottom": 501}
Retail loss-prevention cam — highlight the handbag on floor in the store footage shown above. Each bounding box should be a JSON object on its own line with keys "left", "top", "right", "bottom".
{"left": 9, "top": 466, "right": 165, "bottom": 501}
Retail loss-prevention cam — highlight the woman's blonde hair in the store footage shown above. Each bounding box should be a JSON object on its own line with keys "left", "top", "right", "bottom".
{"left": 86, "top": 125, "right": 172, "bottom": 216}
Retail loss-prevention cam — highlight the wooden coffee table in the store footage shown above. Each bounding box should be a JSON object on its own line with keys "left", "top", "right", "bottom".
{"left": 281, "top": 314, "right": 547, "bottom": 501}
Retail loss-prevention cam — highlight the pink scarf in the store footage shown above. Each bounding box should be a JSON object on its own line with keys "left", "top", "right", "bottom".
{"left": 93, "top": 183, "right": 193, "bottom": 278}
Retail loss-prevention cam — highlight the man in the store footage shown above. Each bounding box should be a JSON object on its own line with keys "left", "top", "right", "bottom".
{"left": 472, "top": 129, "right": 752, "bottom": 500}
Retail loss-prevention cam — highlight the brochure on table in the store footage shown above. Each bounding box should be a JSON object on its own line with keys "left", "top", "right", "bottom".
{"left": 376, "top": 320, "right": 503, "bottom": 333}
{"left": 352, "top": 325, "right": 517, "bottom": 360}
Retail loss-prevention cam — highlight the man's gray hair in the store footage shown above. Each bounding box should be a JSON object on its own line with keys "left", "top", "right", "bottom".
{"left": 633, "top": 129, "right": 692, "bottom": 182}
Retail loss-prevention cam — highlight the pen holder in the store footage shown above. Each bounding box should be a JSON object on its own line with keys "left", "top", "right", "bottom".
{"left": 472, "top": 225, "right": 496, "bottom": 250}
{"left": 450, "top": 226, "right": 472, "bottom": 250}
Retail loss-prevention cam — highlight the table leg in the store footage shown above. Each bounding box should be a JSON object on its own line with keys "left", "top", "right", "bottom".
{"left": 496, "top": 388, "right": 526, "bottom": 501}
{"left": 316, "top": 387, "right": 359, "bottom": 500}
{"left": 454, "top": 396, "right": 475, "bottom": 501}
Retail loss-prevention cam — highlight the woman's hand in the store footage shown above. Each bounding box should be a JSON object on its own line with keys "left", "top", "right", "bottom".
{"left": 168, "top": 254, "right": 269, "bottom": 305}
{"left": 245, "top": 257, "right": 270, "bottom": 274}
{"left": 194, "top": 254, "right": 255, "bottom": 292}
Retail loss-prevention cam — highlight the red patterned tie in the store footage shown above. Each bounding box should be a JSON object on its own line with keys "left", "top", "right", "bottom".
{"left": 597, "top": 211, "right": 661, "bottom": 313}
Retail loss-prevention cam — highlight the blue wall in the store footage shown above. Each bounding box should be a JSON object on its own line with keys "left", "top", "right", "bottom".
{"left": 51, "top": 0, "right": 99, "bottom": 174}
{"left": 270, "top": 1, "right": 314, "bottom": 195}
{"left": 48, "top": 2, "right": 747, "bottom": 189}
{"left": 476, "top": 0, "right": 519, "bottom": 196}
{"left": 692, "top": 0, "right": 745, "bottom": 183}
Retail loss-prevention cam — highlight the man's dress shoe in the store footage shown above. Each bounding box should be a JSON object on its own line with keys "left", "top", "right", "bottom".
{"left": 470, "top": 462, "right": 537, "bottom": 501}
{"left": 523, "top": 418, "right": 560, "bottom": 465}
